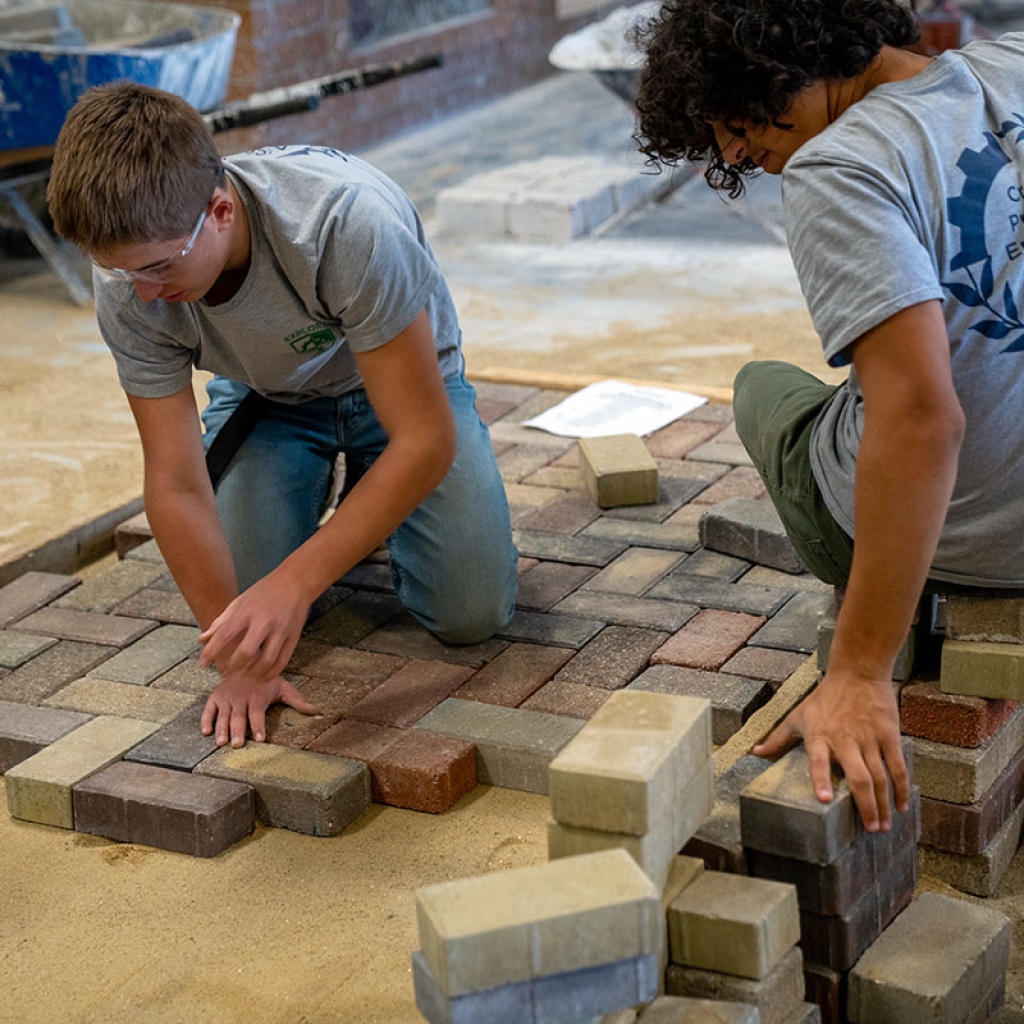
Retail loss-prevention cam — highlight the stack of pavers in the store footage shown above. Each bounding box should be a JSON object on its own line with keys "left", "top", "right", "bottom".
{"left": 739, "top": 745, "right": 920, "bottom": 1024}
{"left": 907, "top": 591, "right": 1024, "bottom": 897}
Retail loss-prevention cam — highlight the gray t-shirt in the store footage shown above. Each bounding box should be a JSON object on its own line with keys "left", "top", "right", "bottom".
{"left": 95, "top": 146, "right": 463, "bottom": 403}
{"left": 783, "top": 32, "right": 1024, "bottom": 586}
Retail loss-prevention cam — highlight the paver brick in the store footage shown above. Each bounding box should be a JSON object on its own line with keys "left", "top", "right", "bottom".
{"left": 194, "top": 743, "right": 370, "bottom": 836}
{"left": 5, "top": 715, "right": 161, "bottom": 828}
{"left": 0, "top": 630, "right": 57, "bottom": 669}
{"left": 522, "top": 464, "right": 588, "bottom": 490}
{"left": 554, "top": 625, "right": 671, "bottom": 690}
{"left": 917, "top": 796, "right": 1024, "bottom": 898}
{"left": 582, "top": 548, "right": 686, "bottom": 596}
{"left": 548, "top": 765, "right": 713, "bottom": 890}
{"left": 357, "top": 615, "right": 508, "bottom": 666}
{"left": 346, "top": 659, "right": 475, "bottom": 728}
{"left": 689, "top": 466, "right": 766, "bottom": 505}
{"left": 0, "top": 571, "right": 79, "bottom": 627}
{"left": 601, "top": 478, "right": 709, "bottom": 524}
{"left": 123, "top": 539, "right": 168, "bottom": 567}
{"left": 111, "top": 588, "right": 198, "bottom": 626}
{"left": 521, "top": 679, "right": 612, "bottom": 718}
{"left": 149, "top": 657, "right": 221, "bottom": 696}
{"left": 648, "top": 575, "right": 793, "bottom": 618}
{"left": 498, "top": 442, "right": 574, "bottom": 484}
{"left": 415, "top": 847, "right": 662, "bottom": 996}
{"left": 304, "top": 590, "right": 403, "bottom": 647}
{"left": 263, "top": 703, "right": 338, "bottom": 749}
{"left": 645, "top": 419, "right": 723, "bottom": 459}
{"left": 796, "top": 840, "right": 916, "bottom": 971}
{"left": 455, "top": 643, "right": 573, "bottom": 707}
{"left": 84, "top": 624, "right": 199, "bottom": 685}
{"left": 911, "top": 702, "right": 1024, "bottom": 804}
{"left": 113, "top": 509, "right": 152, "bottom": 557}
{"left": 515, "top": 491, "right": 602, "bottom": 535}
{"left": 497, "top": 608, "right": 606, "bottom": 649}
{"left": 513, "top": 528, "right": 628, "bottom": 567}
{"left": 699, "top": 498, "right": 806, "bottom": 574}
{"left": 629, "top": 665, "right": 772, "bottom": 745}
{"left": 414, "top": 698, "right": 584, "bottom": 794}
{"left": 124, "top": 704, "right": 219, "bottom": 770}
{"left": 651, "top": 609, "right": 768, "bottom": 672}
{"left": 73, "top": 760, "right": 254, "bottom": 857}
{"left": 847, "top": 892, "right": 1010, "bottom": 1024}
{"left": 818, "top": 608, "right": 915, "bottom": 681}
{"left": 288, "top": 641, "right": 404, "bottom": 684}
{"left": 0, "top": 700, "right": 91, "bottom": 772}
{"left": 922, "top": 744, "right": 1024, "bottom": 856}
{"left": 802, "top": 962, "right": 845, "bottom": 1024}
{"left": 665, "top": 945, "right": 805, "bottom": 1024}
{"left": 740, "top": 566, "right": 832, "bottom": 594}
{"left": 45, "top": 677, "right": 198, "bottom": 724}
{"left": 517, "top": 562, "right": 598, "bottom": 611}
{"left": 672, "top": 548, "right": 751, "bottom": 583}
{"left": 581, "top": 516, "right": 701, "bottom": 553}
{"left": 945, "top": 593, "right": 1024, "bottom": 643}
{"left": 721, "top": 647, "right": 809, "bottom": 685}
{"left": 668, "top": 870, "right": 800, "bottom": 980}
{"left": 636, "top": 995, "right": 761, "bottom": 1023}
{"left": 579, "top": 434, "right": 659, "bottom": 508}
{"left": 53, "top": 560, "right": 164, "bottom": 613}
{"left": 752, "top": 594, "right": 831, "bottom": 655}
{"left": 549, "top": 689, "right": 712, "bottom": 835}
{"left": 941, "top": 640, "right": 1024, "bottom": 699}
{"left": 0, "top": 640, "right": 116, "bottom": 704}
{"left": 783, "top": 1005, "right": 823, "bottom": 1024}
{"left": 900, "top": 681, "right": 1019, "bottom": 749}
{"left": 412, "top": 949, "right": 658, "bottom": 1024}
{"left": 10, "top": 607, "right": 158, "bottom": 648}
{"left": 554, "top": 591, "right": 698, "bottom": 634}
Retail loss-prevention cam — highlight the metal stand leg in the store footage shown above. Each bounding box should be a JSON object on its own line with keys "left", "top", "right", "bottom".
{"left": 0, "top": 177, "right": 92, "bottom": 306}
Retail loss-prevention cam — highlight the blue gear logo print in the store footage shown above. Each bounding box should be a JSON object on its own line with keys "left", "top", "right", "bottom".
{"left": 944, "top": 115, "right": 1024, "bottom": 350}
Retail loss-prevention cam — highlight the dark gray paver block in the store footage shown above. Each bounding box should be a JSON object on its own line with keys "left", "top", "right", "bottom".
{"left": 10, "top": 607, "right": 158, "bottom": 648}
{"left": 53, "top": 560, "right": 164, "bottom": 613}
{"left": 305, "top": 590, "right": 403, "bottom": 647}
{"left": 0, "top": 641, "right": 116, "bottom": 704}
{"left": 699, "top": 497, "right": 806, "bottom": 574}
{"left": 0, "top": 571, "right": 80, "bottom": 627}
{"left": 414, "top": 697, "right": 584, "bottom": 794}
{"left": 580, "top": 517, "right": 701, "bottom": 553}
{"left": 516, "top": 561, "right": 597, "bottom": 611}
{"left": 553, "top": 591, "right": 698, "bottom": 634}
{"left": 194, "top": 743, "right": 370, "bottom": 836}
{"left": 752, "top": 593, "right": 832, "bottom": 655}
{"left": 497, "top": 609, "right": 606, "bottom": 649}
{"left": 672, "top": 548, "right": 750, "bottom": 582}
{"left": 648, "top": 575, "right": 794, "bottom": 617}
{"left": 848, "top": 892, "right": 1011, "bottom": 1024}
{"left": 111, "top": 588, "right": 198, "bottom": 626}
{"left": 554, "top": 625, "right": 670, "bottom": 690}
{"left": 601, "top": 477, "right": 709, "bottom": 523}
{"left": 73, "top": 760, "right": 254, "bottom": 857}
{"left": 124, "top": 704, "right": 220, "bottom": 770}
{"left": 357, "top": 615, "right": 508, "bottom": 667}
{"left": 512, "top": 528, "right": 628, "bottom": 567}
{"left": 0, "top": 700, "right": 92, "bottom": 773}
{"left": 124, "top": 539, "right": 168, "bottom": 568}
{"left": 85, "top": 624, "right": 199, "bottom": 685}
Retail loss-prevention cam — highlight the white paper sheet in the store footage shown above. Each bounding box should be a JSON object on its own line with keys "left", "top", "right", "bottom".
{"left": 522, "top": 380, "right": 708, "bottom": 438}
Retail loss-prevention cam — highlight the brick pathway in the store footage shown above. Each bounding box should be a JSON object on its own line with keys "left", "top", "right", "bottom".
{"left": 0, "top": 382, "right": 831, "bottom": 854}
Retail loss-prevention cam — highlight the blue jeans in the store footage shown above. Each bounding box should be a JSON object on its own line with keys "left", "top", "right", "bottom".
{"left": 201, "top": 371, "right": 518, "bottom": 644}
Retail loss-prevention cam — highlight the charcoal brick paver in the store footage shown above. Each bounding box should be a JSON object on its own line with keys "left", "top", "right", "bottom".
{"left": 516, "top": 561, "right": 597, "bottom": 611}
{"left": 699, "top": 497, "right": 806, "bottom": 575}
{"left": 305, "top": 590, "right": 404, "bottom": 647}
{"left": 0, "top": 630, "right": 57, "bottom": 669}
{"left": 553, "top": 591, "right": 698, "bottom": 634}
{"left": 73, "top": 760, "right": 254, "bottom": 857}
{"left": 414, "top": 697, "right": 584, "bottom": 794}
{"left": 600, "top": 478, "right": 709, "bottom": 524}
{"left": 581, "top": 516, "right": 701, "bottom": 553}
{"left": 672, "top": 548, "right": 751, "bottom": 582}
{"left": 45, "top": 677, "right": 198, "bottom": 724}
{"left": 357, "top": 615, "right": 508, "bottom": 667}
{"left": 648, "top": 574, "right": 793, "bottom": 617}
{"left": 512, "top": 528, "right": 628, "bottom": 567}
{"left": 53, "top": 560, "right": 164, "bottom": 613}
{"left": 0, "top": 640, "right": 116, "bottom": 704}
{"left": 496, "top": 608, "right": 605, "bottom": 649}
{"left": 0, "top": 700, "right": 92, "bottom": 772}
{"left": 651, "top": 609, "right": 767, "bottom": 672}
{"left": 111, "top": 588, "right": 198, "bottom": 626}
{"left": 195, "top": 743, "right": 370, "bottom": 837}
{"left": 0, "top": 571, "right": 80, "bottom": 627}
{"left": 581, "top": 548, "right": 686, "bottom": 596}
{"left": 84, "top": 624, "right": 199, "bottom": 685}
{"left": 721, "top": 646, "right": 810, "bottom": 685}
{"left": 554, "top": 625, "right": 670, "bottom": 690}
{"left": 751, "top": 593, "right": 832, "bottom": 654}
{"left": 347, "top": 659, "right": 475, "bottom": 728}
{"left": 125, "top": 703, "right": 220, "bottom": 770}
{"left": 10, "top": 607, "right": 158, "bottom": 648}
{"left": 455, "top": 642, "right": 573, "bottom": 707}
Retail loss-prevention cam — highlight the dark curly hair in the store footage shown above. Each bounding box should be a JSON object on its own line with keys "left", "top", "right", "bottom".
{"left": 634, "top": 0, "right": 920, "bottom": 195}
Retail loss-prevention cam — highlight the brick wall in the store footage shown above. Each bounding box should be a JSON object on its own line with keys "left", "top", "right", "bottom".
{"left": 191, "top": 0, "right": 615, "bottom": 155}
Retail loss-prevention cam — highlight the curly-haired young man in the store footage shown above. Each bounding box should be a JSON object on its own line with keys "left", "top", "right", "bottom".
{"left": 636, "top": 1, "right": 1024, "bottom": 831}
{"left": 48, "top": 83, "right": 518, "bottom": 750}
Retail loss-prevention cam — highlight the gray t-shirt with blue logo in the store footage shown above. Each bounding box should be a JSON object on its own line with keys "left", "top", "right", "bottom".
{"left": 95, "top": 146, "right": 462, "bottom": 403}
{"left": 783, "top": 33, "right": 1024, "bottom": 586}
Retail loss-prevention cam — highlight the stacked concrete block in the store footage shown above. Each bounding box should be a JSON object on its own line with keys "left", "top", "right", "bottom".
{"left": 739, "top": 745, "right": 919, "bottom": 1024}
{"left": 941, "top": 593, "right": 1024, "bottom": 699}
{"left": 579, "top": 435, "right": 659, "bottom": 509}
{"left": 435, "top": 156, "right": 668, "bottom": 242}
{"left": 698, "top": 499, "right": 806, "bottom": 575}
{"left": 412, "top": 848, "right": 662, "bottom": 1024}
{"left": 847, "top": 892, "right": 1010, "bottom": 1023}
{"left": 547, "top": 690, "right": 713, "bottom": 889}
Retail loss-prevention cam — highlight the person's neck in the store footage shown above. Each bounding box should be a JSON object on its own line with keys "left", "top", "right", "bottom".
{"left": 825, "top": 45, "right": 936, "bottom": 122}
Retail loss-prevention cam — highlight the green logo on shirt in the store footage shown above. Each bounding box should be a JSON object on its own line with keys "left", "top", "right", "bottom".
{"left": 286, "top": 323, "right": 338, "bottom": 355}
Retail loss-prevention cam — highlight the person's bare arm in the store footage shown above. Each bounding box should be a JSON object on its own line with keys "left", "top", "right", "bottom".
{"left": 197, "top": 309, "right": 456, "bottom": 681}
{"left": 754, "top": 299, "right": 965, "bottom": 830}
{"left": 126, "top": 387, "right": 316, "bottom": 746}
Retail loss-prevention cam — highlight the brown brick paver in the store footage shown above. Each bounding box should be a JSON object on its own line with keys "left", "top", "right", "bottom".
{"left": 651, "top": 609, "right": 767, "bottom": 671}
{"left": 455, "top": 642, "right": 573, "bottom": 707}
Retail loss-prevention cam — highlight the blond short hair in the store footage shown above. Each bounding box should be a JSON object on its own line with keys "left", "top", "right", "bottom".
{"left": 48, "top": 82, "right": 224, "bottom": 251}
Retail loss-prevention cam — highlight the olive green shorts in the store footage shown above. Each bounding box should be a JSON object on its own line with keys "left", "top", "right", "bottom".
{"left": 733, "top": 361, "right": 854, "bottom": 587}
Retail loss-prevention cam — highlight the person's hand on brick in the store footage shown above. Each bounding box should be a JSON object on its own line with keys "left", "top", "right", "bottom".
{"left": 753, "top": 666, "right": 909, "bottom": 832}
{"left": 201, "top": 671, "right": 318, "bottom": 748}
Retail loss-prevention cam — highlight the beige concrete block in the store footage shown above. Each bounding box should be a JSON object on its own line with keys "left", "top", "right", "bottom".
{"left": 668, "top": 870, "right": 800, "bottom": 980}
{"left": 549, "top": 688, "right": 711, "bottom": 835}
{"left": 44, "top": 677, "right": 197, "bottom": 723}
{"left": 415, "top": 847, "right": 662, "bottom": 997}
{"left": 5, "top": 715, "right": 160, "bottom": 828}
{"left": 940, "top": 638, "right": 1024, "bottom": 699}
{"left": 580, "top": 434, "right": 659, "bottom": 508}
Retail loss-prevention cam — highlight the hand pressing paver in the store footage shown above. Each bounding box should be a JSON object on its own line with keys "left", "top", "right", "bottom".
{"left": 0, "top": 571, "right": 79, "bottom": 627}
{"left": 415, "top": 848, "right": 662, "bottom": 996}
{"left": 194, "top": 743, "right": 369, "bottom": 837}
{"left": 73, "top": 760, "right": 254, "bottom": 857}
{"left": 0, "top": 700, "right": 91, "bottom": 772}
{"left": 847, "top": 892, "right": 1010, "bottom": 1024}
{"left": 668, "top": 871, "right": 800, "bottom": 980}
{"left": 699, "top": 497, "right": 806, "bottom": 574}
{"left": 6, "top": 715, "right": 161, "bottom": 828}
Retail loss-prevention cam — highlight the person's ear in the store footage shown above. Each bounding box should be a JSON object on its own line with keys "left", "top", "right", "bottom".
{"left": 209, "top": 187, "right": 235, "bottom": 231}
